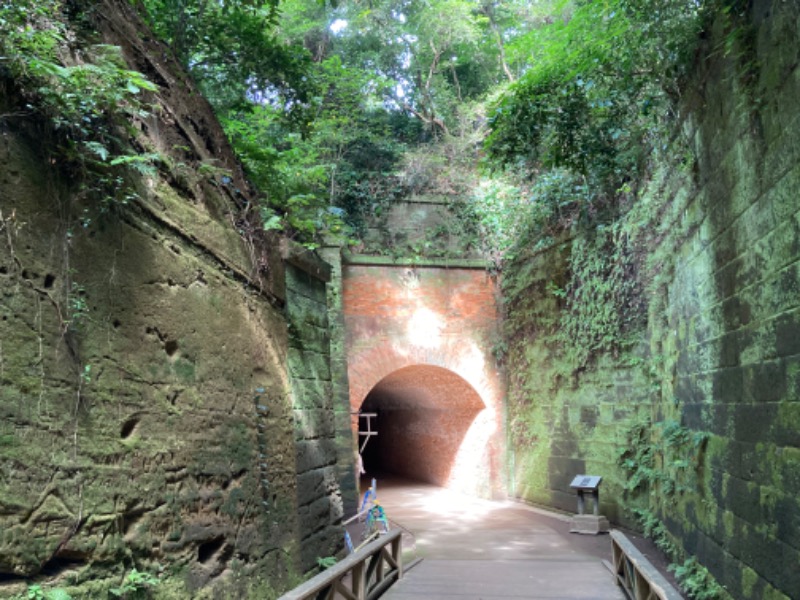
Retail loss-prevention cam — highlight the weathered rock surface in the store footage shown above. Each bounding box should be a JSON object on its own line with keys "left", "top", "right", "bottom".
{"left": 0, "top": 1, "right": 347, "bottom": 596}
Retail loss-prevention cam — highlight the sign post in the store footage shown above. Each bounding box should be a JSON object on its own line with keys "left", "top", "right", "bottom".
{"left": 568, "top": 474, "right": 609, "bottom": 535}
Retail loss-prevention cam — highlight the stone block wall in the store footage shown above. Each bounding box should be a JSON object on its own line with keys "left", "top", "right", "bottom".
{"left": 283, "top": 246, "right": 346, "bottom": 572}
{"left": 503, "top": 243, "right": 653, "bottom": 520}
{"left": 319, "top": 245, "right": 359, "bottom": 516}
{"left": 360, "top": 197, "right": 482, "bottom": 259}
{"left": 504, "top": 1, "right": 800, "bottom": 597}
{"left": 647, "top": 2, "right": 800, "bottom": 597}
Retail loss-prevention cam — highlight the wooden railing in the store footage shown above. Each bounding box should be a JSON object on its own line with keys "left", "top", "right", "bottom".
{"left": 610, "top": 530, "right": 683, "bottom": 600}
{"left": 279, "top": 529, "right": 403, "bottom": 600}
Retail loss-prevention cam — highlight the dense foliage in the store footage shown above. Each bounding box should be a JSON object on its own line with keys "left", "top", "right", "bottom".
{"left": 134, "top": 0, "right": 709, "bottom": 254}
{"left": 135, "top": 0, "right": 566, "bottom": 248}
{"left": 0, "top": 0, "right": 158, "bottom": 206}
{"left": 483, "top": 0, "right": 715, "bottom": 379}
{"left": 3, "top": 0, "right": 714, "bottom": 253}
{"left": 486, "top": 0, "right": 707, "bottom": 241}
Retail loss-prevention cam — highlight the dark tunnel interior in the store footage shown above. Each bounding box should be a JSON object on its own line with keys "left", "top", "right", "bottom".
{"left": 358, "top": 364, "right": 485, "bottom": 487}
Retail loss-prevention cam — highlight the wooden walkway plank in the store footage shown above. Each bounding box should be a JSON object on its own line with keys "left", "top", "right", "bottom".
{"left": 374, "top": 479, "right": 627, "bottom": 600}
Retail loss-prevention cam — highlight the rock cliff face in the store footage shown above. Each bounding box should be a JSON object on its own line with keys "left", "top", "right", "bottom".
{"left": 0, "top": 1, "right": 346, "bottom": 596}
{"left": 505, "top": 1, "right": 800, "bottom": 598}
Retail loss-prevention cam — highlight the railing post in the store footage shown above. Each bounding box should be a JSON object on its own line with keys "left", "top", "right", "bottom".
{"left": 352, "top": 560, "right": 366, "bottom": 600}
{"left": 277, "top": 529, "right": 402, "bottom": 600}
{"left": 609, "top": 530, "right": 683, "bottom": 600}
{"left": 392, "top": 530, "right": 403, "bottom": 580}
{"left": 376, "top": 548, "right": 386, "bottom": 583}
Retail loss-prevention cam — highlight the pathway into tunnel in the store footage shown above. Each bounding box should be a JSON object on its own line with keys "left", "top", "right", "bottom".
{"left": 371, "top": 477, "right": 624, "bottom": 599}
{"left": 358, "top": 365, "right": 490, "bottom": 491}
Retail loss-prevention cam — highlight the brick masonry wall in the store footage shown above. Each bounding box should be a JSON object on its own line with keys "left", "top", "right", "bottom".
{"left": 505, "top": 1, "right": 800, "bottom": 597}
{"left": 361, "top": 364, "right": 487, "bottom": 488}
{"left": 342, "top": 262, "right": 506, "bottom": 498}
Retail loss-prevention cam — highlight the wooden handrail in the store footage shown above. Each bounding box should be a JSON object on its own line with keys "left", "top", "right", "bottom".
{"left": 610, "top": 530, "right": 683, "bottom": 600}
{"left": 279, "top": 529, "right": 403, "bottom": 600}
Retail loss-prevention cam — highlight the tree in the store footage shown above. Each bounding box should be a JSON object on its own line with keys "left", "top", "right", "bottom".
{"left": 487, "top": 0, "right": 705, "bottom": 192}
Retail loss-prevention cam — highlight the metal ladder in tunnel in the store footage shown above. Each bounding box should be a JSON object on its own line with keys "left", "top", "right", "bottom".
{"left": 357, "top": 411, "right": 378, "bottom": 454}
{"left": 350, "top": 413, "right": 422, "bottom": 568}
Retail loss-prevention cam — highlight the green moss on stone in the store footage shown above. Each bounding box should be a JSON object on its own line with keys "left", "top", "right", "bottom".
{"left": 172, "top": 357, "right": 196, "bottom": 382}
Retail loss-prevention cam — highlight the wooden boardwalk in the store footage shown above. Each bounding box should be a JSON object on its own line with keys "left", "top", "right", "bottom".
{"left": 371, "top": 479, "right": 626, "bottom": 600}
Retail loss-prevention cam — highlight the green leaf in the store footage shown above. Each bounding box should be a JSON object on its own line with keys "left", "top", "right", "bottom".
{"left": 84, "top": 141, "right": 110, "bottom": 162}
{"left": 317, "top": 556, "right": 337, "bottom": 569}
{"left": 263, "top": 214, "right": 283, "bottom": 231}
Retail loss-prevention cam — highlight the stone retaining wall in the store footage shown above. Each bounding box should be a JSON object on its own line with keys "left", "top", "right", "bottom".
{"left": 505, "top": 1, "right": 800, "bottom": 597}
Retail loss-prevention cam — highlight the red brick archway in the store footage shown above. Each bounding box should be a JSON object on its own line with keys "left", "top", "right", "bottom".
{"left": 359, "top": 365, "right": 486, "bottom": 489}
{"left": 343, "top": 263, "right": 505, "bottom": 498}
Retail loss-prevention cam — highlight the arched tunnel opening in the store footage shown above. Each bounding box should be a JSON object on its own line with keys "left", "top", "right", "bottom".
{"left": 358, "top": 365, "right": 486, "bottom": 488}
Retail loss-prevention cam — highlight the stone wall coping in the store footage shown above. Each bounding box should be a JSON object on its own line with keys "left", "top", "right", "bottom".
{"left": 281, "top": 238, "right": 333, "bottom": 282}
{"left": 342, "top": 251, "right": 490, "bottom": 270}
{"left": 403, "top": 194, "right": 451, "bottom": 205}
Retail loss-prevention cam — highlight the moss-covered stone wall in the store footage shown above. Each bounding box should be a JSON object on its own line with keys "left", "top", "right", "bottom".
{"left": 505, "top": 1, "right": 800, "bottom": 598}
{"left": 0, "top": 1, "right": 346, "bottom": 596}
{"left": 318, "top": 244, "right": 359, "bottom": 517}
{"left": 0, "top": 121, "right": 301, "bottom": 599}
{"left": 504, "top": 237, "right": 653, "bottom": 522}
{"left": 282, "top": 244, "right": 348, "bottom": 573}
{"left": 358, "top": 195, "right": 483, "bottom": 260}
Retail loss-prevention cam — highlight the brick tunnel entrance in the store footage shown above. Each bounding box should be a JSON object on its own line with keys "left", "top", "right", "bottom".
{"left": 358, "top": 365, "right": 487, "bottom": 490}
{"left": 343, "top": 261, "right": 506, "bottom": 498}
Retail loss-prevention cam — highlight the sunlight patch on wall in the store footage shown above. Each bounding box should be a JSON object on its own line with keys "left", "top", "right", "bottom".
{"left": 448, "top": 409, "right": 496, "bottom": 495}
{"left": 406, "top": 306, "right": 443, "bottom": 348}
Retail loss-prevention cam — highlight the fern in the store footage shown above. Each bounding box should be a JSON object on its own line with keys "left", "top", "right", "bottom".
{"left": 671, "top": 557, "right": 726, "bottom": 600}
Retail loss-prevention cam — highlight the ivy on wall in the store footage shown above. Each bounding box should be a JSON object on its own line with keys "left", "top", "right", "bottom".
{"left": 493, "top": 4, "right": 774, "bottom": 599}
{"left": 552, "top": 222, "right": 645, "bottom": 368}
{"left": 618, "top": 418, "right": 725, "bottom": 599}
